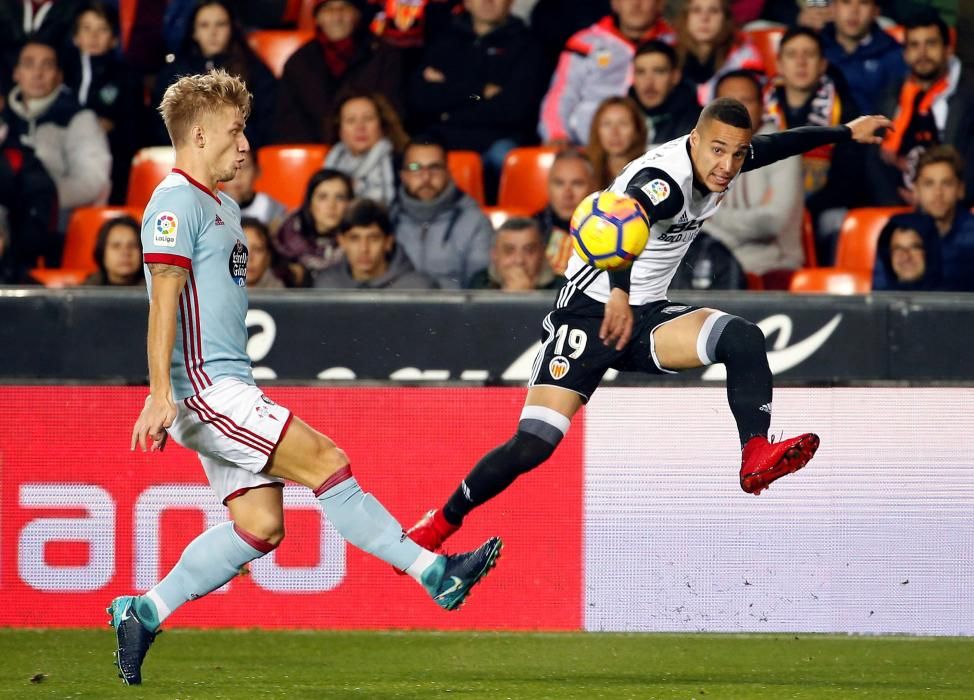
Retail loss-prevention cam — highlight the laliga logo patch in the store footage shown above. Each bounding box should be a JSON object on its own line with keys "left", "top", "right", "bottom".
{"left": 228, "top": 239, "right": 249, "bottom": 287}
{"left": 549, "top": 356, "right": 571, "bottom": 380}
{"left": 154, "top": 212, "right": 178, "bottom": 247}
{"left": 647, "top": 179, "right": 670, "bottom": 205}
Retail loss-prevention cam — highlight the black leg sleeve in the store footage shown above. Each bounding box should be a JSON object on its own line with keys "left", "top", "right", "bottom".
{"left": 713, "top": 318, "right": 772, "bottom": 447}
{"left": 443, "top": 432, "right": 556, "bottom": 526}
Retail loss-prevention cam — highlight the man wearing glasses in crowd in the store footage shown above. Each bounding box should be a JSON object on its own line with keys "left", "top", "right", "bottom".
{"left": 390, "top": 138, "right": 494, "bottom": 289}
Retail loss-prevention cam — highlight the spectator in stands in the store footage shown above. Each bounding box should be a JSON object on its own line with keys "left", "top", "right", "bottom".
{"left": 324, "top": 92, "right": 408, "bottom": 206}
{"left": 390, "top": 138, "right": 493, "bottom": 288}
{"left": 82, "top": 215, "right": 145, "bottom": 287}
{"left": 539, "top": 0, "right": 674, "bottom": 146}
{"left": 274, "top": 0, "right": 403, "bottom": 144}
{"left": 586, "top": 96, "right": 647, "bottom": 189}
{"left": 315, "top": 198, "right": 438, "bottom": 289}
{"left": 674, "top": 0, "right": 764, "bottom": 104}
{"left": 242, "top": 216, "right": 287, "bottom": 289}
{"left": 152, "top": 0, "right": 277, "bottom": 149}
{"left": 3, "top": 40, "right": 111, "bottom": 228}
{"left": 530, "top": 0, "right": 610, "bottom": 79}
{"left": 629, "top": 40, "right": 701, "bottom": 147}
{"left": 705, "top": 70, "right": 804, "bottom": 289}
{"left": 912, "top": 145, "right": 974, "bottom": 291}
{"left": 222, "top": 150, "right": 287, "bottom": 230}
{"left": 534, "top": 149, "right": 597, "bottom": 276}
{"left": 0, "top": 121, "right": 59, "bottom": 275}
{"left": 469, "top": 217, "right": 562, "bottom": 291}
{"left": 63, "top": 2, "right": 143, "bottom": 204}
{"left": 821, "top": 0, "right": 907, "bottom": 115}
{"left": 407, "top": 0, "right": 546, "bottom": 201}
{"left": 668, "top": 231, "right": 748, "bottom": 290}
{"left": 871, "top": 212, "right": 943, "bottom": 291}
{"left": 0, "top": 0, "right": 87, "bottom": 92}
{"left": 274, "top": 169, "right": 354, "bottom": 285}
{"left": 877, "top": 9, "right": 974, "bottom": 207}
{"left": 764, "top": 26, "right": 864, "bottom": 263}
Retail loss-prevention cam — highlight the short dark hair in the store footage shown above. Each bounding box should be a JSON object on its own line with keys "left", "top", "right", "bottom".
{"left": 778, "top": 26, "right": 824, "bottom": 56}
{"left": 714, "top": 69, "right": 764, "bottom": 99}
{"left": 240, "top": 216, "right": 270, "bottom": 241}
{"left": 402, "top": 136, "right": 447, "bottom": 163}
{"left": 338, "top": 199, "right": 392, "bottom": 236}
{"left": 916, "top": 144, "right": 964, "bottom": 182}
{"left": 904, "top": 8, "right": 951, "bottom": 46}
{"left": 19, "top": 36, "right": 61, "bottom": 69}
{"left": 75, "top": 1, "right": 119, "bottom": 36}
{"left": 496, "top": 217, "right": 542, "bottom": 237}
{"left": 698, "top": 97, "right": 752, "bottom": 130}
{"left": 634, "top": 39, "right": 677, "bottom": 68}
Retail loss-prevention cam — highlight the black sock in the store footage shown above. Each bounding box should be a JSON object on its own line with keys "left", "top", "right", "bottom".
{"left": 713, "top": 318, "right": 772, "bottom": 447}
{"left": 443, "top": 432, "right": 556, "bottom": 526}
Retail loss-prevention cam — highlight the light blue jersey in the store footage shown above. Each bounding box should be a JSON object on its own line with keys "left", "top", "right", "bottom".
{"left": 141, "top": 169, "right": 254, "bottom": 400}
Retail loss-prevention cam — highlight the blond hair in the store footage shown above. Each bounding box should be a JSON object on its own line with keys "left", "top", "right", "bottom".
{"left": 158, "top": 69, "right": 252, "bottom": 147}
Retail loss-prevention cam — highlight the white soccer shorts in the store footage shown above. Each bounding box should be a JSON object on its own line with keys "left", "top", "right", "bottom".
{"left": 166, "top": 377, "right": 292, "bottom": 504}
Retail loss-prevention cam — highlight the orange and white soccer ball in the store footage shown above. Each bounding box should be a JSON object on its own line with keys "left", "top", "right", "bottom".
{"left": 569, "top": 191, "right": 650, "bottom": 270}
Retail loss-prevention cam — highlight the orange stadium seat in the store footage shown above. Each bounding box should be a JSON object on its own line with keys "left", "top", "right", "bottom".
{"left": 446, "top": 151, "right": 485, "bottom": 206}
{"left": 254, "top": 144, "right": 330, "bottom": 209}
{"left": 835, "top": 206, "right": 910, "bottom": 273}
{"left": 497, "top": 146, "right": 559, "bottom": 212}
{"left": 746, "top": 27, "right": 784, "bottom": 75}
{"left": 790, "top": 267, "right": 871, "bottom": 294}
{"left": 483, "top": 206, "right": 533, "bottom": 231}
{"left": 127, "top": 147, "right": 175, "bottom": 209}
{"left": 31, "top": 205, "right": 143, "bottom": 287}
{"left": 247, "top": 30, "right": 313, "bottom": 78}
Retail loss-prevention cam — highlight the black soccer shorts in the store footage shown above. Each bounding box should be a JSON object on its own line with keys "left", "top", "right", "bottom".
{"left": 528, "top": 292, "right": 701, "bottom": 401}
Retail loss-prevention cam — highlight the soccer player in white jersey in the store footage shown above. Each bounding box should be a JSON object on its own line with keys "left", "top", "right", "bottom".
{"left": 405, "top": 98, "right": 892, "bottom": 551}
{"left": 108, "top": 70, "right": 502, "bottom": 686}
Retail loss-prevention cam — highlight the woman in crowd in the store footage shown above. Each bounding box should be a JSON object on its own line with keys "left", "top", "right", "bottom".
{"left": 242, "top": 216, "right": 287, "bottom": 289}
{"left": 586, "top": 97, "right": 648, "bottom": 190}
{"left": 83, "top": 215, "right": 144, "bottom": 287}
{"left": 323, "top": 92, "right": 409, "bottom": 206}
{"left": 274, "top": 169, "right": 354, "bottom": 285}
{"left": 676, "top": 0, "right": 764, "bottom": 104}
{"left": 152, "top": 0, "right": 276, "bottom": 148}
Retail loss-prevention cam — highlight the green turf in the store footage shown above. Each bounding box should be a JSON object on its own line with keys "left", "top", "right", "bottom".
{"left": 1, "top": 629, "right": 972, "bottom": 699}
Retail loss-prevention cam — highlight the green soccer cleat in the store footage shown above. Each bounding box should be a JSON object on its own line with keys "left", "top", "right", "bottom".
{"left": 422, "top": 536, "right": 503, "bottom": 611}
{"left": 107, "top": 596, "right": 158, "bottom": 685}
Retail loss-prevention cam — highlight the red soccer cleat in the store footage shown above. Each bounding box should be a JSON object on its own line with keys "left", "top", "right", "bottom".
{"left": 407, "top": 508, "right": 459, "bottom": 551}
{"left": 740, "top": 433, "right": 820, "bottom": 495}
{"left": 394, "top": 509, "right": 460, "bottom": 575}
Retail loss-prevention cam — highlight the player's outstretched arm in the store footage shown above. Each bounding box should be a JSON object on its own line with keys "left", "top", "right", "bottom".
{"left": 742, "top": 116, "right": 893, "bottom": 173}
{"left": 131, "top": 263, "right": 187, "bottom": 452}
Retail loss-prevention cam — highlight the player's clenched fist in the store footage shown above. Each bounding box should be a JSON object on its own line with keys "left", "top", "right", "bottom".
{"left": 131, "top": 393, "right": 177, "bottom": 452}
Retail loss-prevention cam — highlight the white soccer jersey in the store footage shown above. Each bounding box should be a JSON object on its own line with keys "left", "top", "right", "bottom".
{"left": 563, "top": 135, "right": 728, "bottom": 306}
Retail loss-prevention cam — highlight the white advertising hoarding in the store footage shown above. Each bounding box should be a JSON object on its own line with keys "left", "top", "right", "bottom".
{"left": 584, "top": 388, "right": 974, "bottom": 635}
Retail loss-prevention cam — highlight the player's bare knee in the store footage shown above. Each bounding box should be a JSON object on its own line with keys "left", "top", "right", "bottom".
{"left": 312, "top": 439, "right": 350, "bottom": 480}
{"left": 234, "top": 514, "right": 285, "bottom": 548}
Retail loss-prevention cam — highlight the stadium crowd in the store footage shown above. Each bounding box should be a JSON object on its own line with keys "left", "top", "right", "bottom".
{"left": 0, "top": 0, "right": 971, "bottom": 292}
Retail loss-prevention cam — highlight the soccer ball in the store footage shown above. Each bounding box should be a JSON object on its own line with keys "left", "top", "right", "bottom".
{"left": 569, "top": 191, "right": 650, "bottom": 270}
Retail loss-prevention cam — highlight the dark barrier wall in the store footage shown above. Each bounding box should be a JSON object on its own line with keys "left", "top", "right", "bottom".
{"left": 2, "top": 289, "right": 973, "bottom": 382}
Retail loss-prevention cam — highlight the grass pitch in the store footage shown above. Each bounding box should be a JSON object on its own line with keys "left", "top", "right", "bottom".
{"left": 1, "top": 629, "right": 972, "bottom": 699}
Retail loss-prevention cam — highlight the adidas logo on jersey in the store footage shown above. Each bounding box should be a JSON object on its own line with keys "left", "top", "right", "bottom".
{"left": 677, "top": 211, "right": 690, "bottom": 224}
{"left": 215, "top": 214, "right": 225, "bottom": 226}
